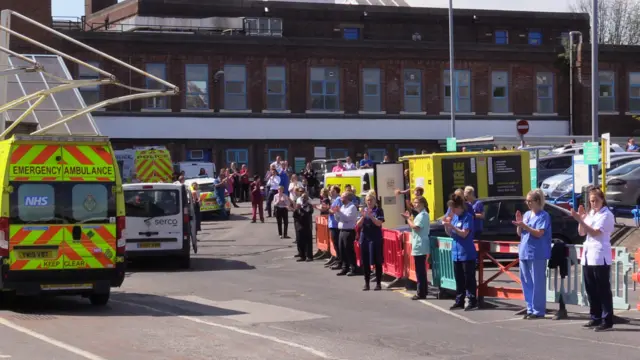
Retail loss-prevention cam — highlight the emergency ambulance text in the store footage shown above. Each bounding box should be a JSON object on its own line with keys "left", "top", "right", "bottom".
{"left": 11, "top": 165, "right": 114, "bottom": 177}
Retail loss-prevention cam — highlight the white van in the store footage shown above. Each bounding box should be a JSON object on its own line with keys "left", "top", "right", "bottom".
{"left": 123, "top": 183, "right": 198, "bottom": 268}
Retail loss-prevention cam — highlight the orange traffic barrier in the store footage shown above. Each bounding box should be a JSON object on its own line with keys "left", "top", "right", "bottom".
{"left": 315, "top": 216, "right": 330, "bottom": 252}
{"left": 476, "top": 240, "right": 524, "bottom": 302}
{"left": 382, "top": 228, "right": 404, "bottom": 279}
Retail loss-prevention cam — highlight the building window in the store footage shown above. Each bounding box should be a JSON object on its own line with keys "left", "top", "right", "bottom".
{"left": 398, "top": 148, "right": 416, "bottom": 158}
{"left": 268, "top": 149, "right": 288, "bottom": 163}
{"left": 224, "top": 65, "right": 247, "bottom": 110}
{"left": 244, "top": 18, "right": 283, "bottom": 36}
{"left": 189, "top": 149, "right": 204, "bottom": 160}
{"left": 78, "top": 61, "right": 100, "bottom": 106}
{"left": 266, "top": 66, "right": 286, "bottom": 110}
{"left": 536, "top": 72, "right": 554, "bottom": 113}
{"left": 444, "top": 70, "right": 471, "bottom": 113}
{"left": 343, "top": 28, "right": 360, "bottom": 40}
{"left": 403, "top": 69, "right": 422, "bottom": 112}
{"left": 145, "top": 63, "right": 167, "bottom": 109}
{"left": 362, "top": 68, "right": 381, "bottom": 112}
{"left": 528, "top": 30, "right": 542, "bottom": 46}
{"left": 629, "top": 73, "right": 640, "bottom": 112}
{"left": 310, "top": 67, "right": 339, "bottom": 111}
{"left": 599, "top": 71, "right": 615, "bottom": 112}
{"left": 491, "top": 71, "right": 509, "bottom": 113}
{"left": 185, "top": 64, "right": 209, "bottom": 110}
{"left": 329, "top": 148, "right": 348, "bottom": 159}
{"left": 368, "top": 149, "right": 386, "bottom": 163}
{"left": 226, "top": 149, "right": 249, "bottom": 167}
{"left": 495, "top": 30, "right": 508, "bottom": 44}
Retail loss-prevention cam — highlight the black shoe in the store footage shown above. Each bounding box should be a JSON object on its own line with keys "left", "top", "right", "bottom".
{"left": 583, "top": 320, "right": 601, "bottom": 328}
{"left": 324, "top": 258, "right": 336, "bottom": 267}
{"left": 526, "top": 314, "right": 544, "bottom": 320}
{"left": 251, "top": 220, "right": 256, "bottom": 223}
{"left": 294, "top": 254, "right": 300, "bottom": 258}
{"left": 374, "top": 284, "right": 382, "bottom": 291}
{"left": 363, "top": 284, "right": 370, "bottom": 291}
{"left": 279, "top": 235, "right": 283, "bottom": 239}
{"left": 523, "top": 313, "right": 532, "bottom": 320}
{"left": 411, "top": 295, "right": 426, "bottom": 301}
{"left": 336, "top": 270, "right": 348, "bottom": 276}
{"left": 346, "top": 271, "right": 357, "bottom": 277}
{"left": 296, "top": 258, "right": 305, "bottom": 262}
{"left": 594, "top": 324, "right": 613, "bottom": 332}
{"left": 305, "top": 258, "right": 313, "bottom": 262}
{"left": 450, "top": 303, "right": 465, "bottom": 310}
{"left": 283, "top": 235, "right": 291, "bottom": 239}
{"left": 330, "top": 265, "right": 342, "bottom": 270}
{"left": 261, "top": 220, "right": 264, "bottom": 223}
{"left": 464, "top": 302, "right": 478, "bottom": 311}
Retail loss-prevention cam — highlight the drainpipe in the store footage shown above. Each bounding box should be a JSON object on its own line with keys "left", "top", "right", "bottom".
{"left": 569, "top": 31, "right": 583, "bottom": 136}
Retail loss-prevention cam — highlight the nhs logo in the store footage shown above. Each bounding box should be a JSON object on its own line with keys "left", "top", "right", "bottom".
{"left": 24, "top": 196, "right": 49, "bottom": 206}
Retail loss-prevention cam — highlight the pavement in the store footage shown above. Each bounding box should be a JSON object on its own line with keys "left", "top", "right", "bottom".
{"left": 1, "top": 202, "right": 640, "bottom": 359}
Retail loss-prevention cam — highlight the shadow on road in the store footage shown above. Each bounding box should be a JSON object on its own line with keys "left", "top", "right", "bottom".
{"left": 126, "top": 257, "right": 256, "bottom": 273}
{"left": 5, "top": 292, "right": 247, "bottom": 317}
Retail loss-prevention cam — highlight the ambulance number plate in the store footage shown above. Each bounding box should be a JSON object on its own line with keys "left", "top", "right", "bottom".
{"left": 16, "top": 250, "right": 56, "bottom": 260}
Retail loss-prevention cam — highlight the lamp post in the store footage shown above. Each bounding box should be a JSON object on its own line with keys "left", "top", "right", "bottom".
{"left": 448, "top": 0, "right": 455, "bottom": 138}
{"left": 591, "top": 0, "right": 599, "bottom": 186}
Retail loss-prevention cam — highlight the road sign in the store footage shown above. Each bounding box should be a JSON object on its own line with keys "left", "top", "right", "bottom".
{"left": 446, "top": 137, "right": 457, "bottom": 152}
{"left": 583, "top": 142, "right": 599, "bottom": 165}
{"left": 516, "top": 119, "right": 529, "bottom": 135}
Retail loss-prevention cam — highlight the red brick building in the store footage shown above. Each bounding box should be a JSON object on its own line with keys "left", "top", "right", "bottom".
{"left": 5, "top": 0, "right": 640, "bottom": 171}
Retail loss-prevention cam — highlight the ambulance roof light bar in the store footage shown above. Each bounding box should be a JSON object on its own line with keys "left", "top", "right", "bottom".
{"left": 13, "top": 134, "right": 109, "bottom": 142}
{"left": 0, "top": 10, "right": 180, "bottom": 138}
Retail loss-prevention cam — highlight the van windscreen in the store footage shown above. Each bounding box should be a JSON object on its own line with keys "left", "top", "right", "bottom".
{"left": 197, "top": 183, "right": 215, "bottom": 192}
{"left": 124, "top": 190, "right": 180, "bottom": 218}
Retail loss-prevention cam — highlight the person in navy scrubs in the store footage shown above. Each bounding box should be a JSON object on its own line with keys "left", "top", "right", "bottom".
{"left": 444, "top": 188, "right": 474, "bottom": 220}
{"left": 444, "top": 194, "right": 477, "bottom": 311}
{"left": 356, "top": 190, "right": 385, "bottom": 291}
{"left": 513, "top": 189, "right": 552, "bottom": 319}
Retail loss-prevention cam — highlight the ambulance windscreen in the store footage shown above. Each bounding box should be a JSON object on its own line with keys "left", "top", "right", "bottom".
{"left": 124, "top": 190, "right": 179, "bottom": 218}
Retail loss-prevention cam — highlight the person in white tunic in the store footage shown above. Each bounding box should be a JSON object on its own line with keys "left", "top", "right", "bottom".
{"left": 570, "top": 187, "right": 615, "bottom": 332}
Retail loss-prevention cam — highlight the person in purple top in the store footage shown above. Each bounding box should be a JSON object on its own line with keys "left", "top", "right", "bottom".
{"left": 464, "top": 186, "right": 484, "bottom": 237}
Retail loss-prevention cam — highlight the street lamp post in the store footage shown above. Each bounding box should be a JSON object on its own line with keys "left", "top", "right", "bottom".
{"left": 448, "top": 0, "right": 455, "bottom": 138}
{"left": 591, "top": 0, "right": 599, "bottom": 186}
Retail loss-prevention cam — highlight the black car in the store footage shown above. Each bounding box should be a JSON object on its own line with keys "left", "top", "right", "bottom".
{"left": 430, "top": 196, "right": 584, "bottom": 245}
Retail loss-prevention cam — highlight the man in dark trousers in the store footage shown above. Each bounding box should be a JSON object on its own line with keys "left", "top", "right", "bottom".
{"left": 293, "top": 193, "right": 314, "bottom": 261}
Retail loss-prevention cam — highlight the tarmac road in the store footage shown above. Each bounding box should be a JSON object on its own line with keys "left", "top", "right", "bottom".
{"left": 1, "top": 203, "right": 640, "bottom": 360}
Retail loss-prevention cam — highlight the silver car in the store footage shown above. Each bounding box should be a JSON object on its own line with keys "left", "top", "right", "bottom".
{"left": 605, "top": 159, "right": 640, "bottom": 207}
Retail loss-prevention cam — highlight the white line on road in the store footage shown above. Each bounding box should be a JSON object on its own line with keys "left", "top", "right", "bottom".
{"left": 0, "top": 317, "right": 107, "bottom": 360}
{"left": 112, "top": 299, "right": 338, "bottom": 360}
{"left": 394, "top": 290, "right": 478, "bottom": 324}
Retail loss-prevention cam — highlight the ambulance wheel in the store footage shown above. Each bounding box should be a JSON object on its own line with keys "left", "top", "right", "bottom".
{"left": 89, "top": 292, "right": 110, "bottom": 306}
{"left": 179, "top": 255, "right": 191, "bottom": 269}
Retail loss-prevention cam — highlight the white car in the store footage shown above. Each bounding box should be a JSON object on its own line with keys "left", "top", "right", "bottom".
{"left": 551, "top": 143, "right": 625, "bottom": 155}
{"left": 123, "top": 183, "right": 197, "bottom": 268}
{"left": 540, "top": 167, "right": 572, "bottom": 198}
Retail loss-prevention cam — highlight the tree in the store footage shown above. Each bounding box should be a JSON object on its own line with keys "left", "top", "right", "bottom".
{"left": 571, "top": 0, "right": 640, "bottom": 45}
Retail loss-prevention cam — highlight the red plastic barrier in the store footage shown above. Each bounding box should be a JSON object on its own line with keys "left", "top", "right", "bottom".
{"left": 354, "top": 225, "right": 362, "bottom": 267}
{"left": 382, "top": 228, "right": 404, "bottom": 279}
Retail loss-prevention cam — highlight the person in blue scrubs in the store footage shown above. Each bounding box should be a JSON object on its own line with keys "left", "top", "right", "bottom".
{"left": 444, "top": 194, "right": 477, "bottom": 311}
{"left": 513, "top": 189, "right": 552, "bottom": 319}
{"left": 464, "top": 186, "right": 484, "bottom": 237}
{"left": 356, "top": 190, "right": 385, "bottom": 291}
{"left": 444, "top": 188, "right": 474, "bottom": 220}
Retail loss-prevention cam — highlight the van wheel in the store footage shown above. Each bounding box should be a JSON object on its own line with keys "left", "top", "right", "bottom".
{"left": 89, "top": 292, "right": 110, "bottom": 306}
{"left": 179, "top": 255, "right": 191, "bottom": 269}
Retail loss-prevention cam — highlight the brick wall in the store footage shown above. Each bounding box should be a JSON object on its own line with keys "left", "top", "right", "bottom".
{"left": 2, "top": 0, "right": 52, "bottom": 51}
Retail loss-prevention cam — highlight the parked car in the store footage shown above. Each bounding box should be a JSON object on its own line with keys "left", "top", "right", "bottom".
{"left": 536, "top": 153, "right": 574, "bottom": 185}
{"left": 543, "top": 153, "right": 640, "bottom": 198}
{"left": 550, "top": 143, "right": 625, "bottom": 155}
{"left": 430, "top": 196, "right": 584, "bottom": 245}
{"left": 605, "top": 159, "right": 640, "bottom": 207}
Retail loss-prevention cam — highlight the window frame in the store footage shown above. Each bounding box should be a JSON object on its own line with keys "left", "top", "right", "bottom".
{"left": 144, "top": 63, "right": 167, "bottom": 109}
{"left": 528, "top": 30, "right": 542, "bottom": 46}
{"left": 536, "top": 72, "right": 554, "bottom": 114}
{"left": 244, "top": 17, "right": 282, "bottom": 36}
{"left": 403, "top": 69, "right": 422, "bottom": 113}
{"left": 329, "top": 148, "right": 348, "bottom": 159}
{"left": 598, "top": 70, "right": 615, "bottom": 112}
{"left": 343, "top": 28, "right": 360, "bottom": 40}
{"left": 78, "top": 61, "right": 101, "bottom": 106}
{"left": 398, "top": 148, "right": 416, "bottom": 158}
{"left": 630, "top": 72, "right": 640, "bottom": 113}
{"left": 491, "top": 70, "right": 509, "bottom": 113}
{"left": 189, "top": 149, "right": 204, "bottom": 160}
{"left": 226, "top": 149, "right": 249, "bottom": 167}
{"left": 443, "top": 69, "right": 472, "bottom": 113}
{"left": 495, "top": 30, "right": 508, "bottom": 44}
{"left": 367, "top": 148, "right": 386, "bottom": 163}
{"left": 185, "top": 64, "right": 209, "bottom": 110}
{"left": 223, "top": 64, "right": 248, "bottom": 111}
{"left": 265, "top": 66, "right": 286, "bottom": 111}
{"left": 309, "top": 67, "right": 340, "bottom": 112}
{"left": 362, "top": 68, "right": 381, "bottom": 112}
{"left": 268, "top": 148, "right": 288, "bottom": 163}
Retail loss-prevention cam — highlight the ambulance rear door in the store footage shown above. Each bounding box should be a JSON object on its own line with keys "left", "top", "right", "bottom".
{"left": 60, "top": 144, "right": 118, "bottom": 271}
{"left": 8, "top": 143, "right": 65, "bottom": 271}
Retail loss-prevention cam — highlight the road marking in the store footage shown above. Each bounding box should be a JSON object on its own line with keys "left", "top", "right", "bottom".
{"left": 394, "top": 290, "right": 477, "bottom": 324}
{"left": 0, "top": 317, "right": 107, "bottom": 360}
{"left": 112, "top": 299, "right": 337, "bottom": 359}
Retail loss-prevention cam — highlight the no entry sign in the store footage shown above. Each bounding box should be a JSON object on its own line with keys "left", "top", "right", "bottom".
{"left": 516, "top": 120, "right": 529, "bottom": 135}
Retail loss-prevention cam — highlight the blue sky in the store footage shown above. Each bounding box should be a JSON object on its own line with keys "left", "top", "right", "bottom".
{"left": 52, "top": 0, "right": 573, "bottom": 18}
